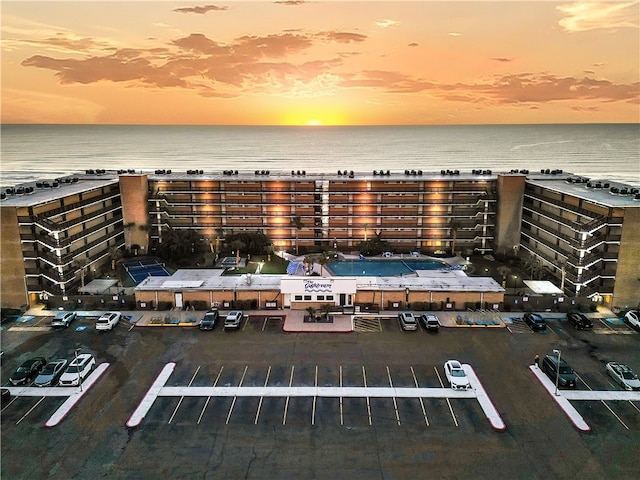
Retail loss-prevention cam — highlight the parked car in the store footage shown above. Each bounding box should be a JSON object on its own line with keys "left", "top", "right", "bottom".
{"left": 567, "top": 313, "right": 593, "bottom": 330}
{"left": 398, "top": 312, "right": 418, "bottom": 331}
{"left": 419, "top": 314, "right": 440, "bottom": 331}
{"left": 51, "top": 311, "right": 76, "bottom": 328}
{"left": 444, "top": 360, "right": 471, "bottom": 390}
{"left": 59, "top": 353, "right": 96, "bottom": 386}
{"left": 606, "top": 362, "right": 640, "bottom": 391}
{"left": 542, "top": 353, "right": 577, "bottom": 388}
{"left": 523, "top": 313, "right": 547, "bottom": 332}
{"left": 9, "top": 357, "right": 47, "bottom": 385}
{"left": 624, "top": 310, "right": 640, "bottom": 330}
{"left": 96, "top": 311, "right": 121, "bottom": 331}
{"left": 1, "top": 388, "right": 11, "bottom": 406}
{"left": 224, "top": 311, "right": 243, "bottom": 329}
{"left": 200, "top": 310, "right": 219, "bottom": 331}
{"left": 33, "top": 358, "right": 68, "bottom": 387}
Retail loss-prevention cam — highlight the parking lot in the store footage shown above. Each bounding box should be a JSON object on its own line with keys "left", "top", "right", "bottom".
{"left": 2, "top": 310, "right": 640, "bottom": 479}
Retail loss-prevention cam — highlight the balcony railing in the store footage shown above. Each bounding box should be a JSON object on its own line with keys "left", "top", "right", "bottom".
{"left": 36, "top": 203, "right": 122, "bottom": 232}
{"left": 34, "top": 189, "right": 120, "bottom": 220}
{"left": 524, "top": 190, "right": 609, "bottom": 222}
{"left": 22, "top": 214, "right": 123, "bottom": 249}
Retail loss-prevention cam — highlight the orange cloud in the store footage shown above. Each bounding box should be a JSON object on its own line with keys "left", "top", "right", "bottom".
{"left": 173, "top": 5, "right": 228, "bottom": 15}
{"left": 18, "top": 27, "right": 639, "bottom": 109}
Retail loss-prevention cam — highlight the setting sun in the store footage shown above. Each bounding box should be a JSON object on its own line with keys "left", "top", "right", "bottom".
{"left": 306, "top": 120, "right": 323, "bottom": 126}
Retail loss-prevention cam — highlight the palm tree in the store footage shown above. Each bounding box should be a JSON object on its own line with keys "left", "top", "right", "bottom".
{"left": 291, "top": 215, "right": 303, "bottom": 255}
{"left": 109, "top": 246, "right": 123, "bottom": 271}
{"left": 496, "top": 265, "right": 512, "bottom": 289}
{"left": 319, "top": 303, "right": 333, "bottom": 320}
{"left": 317, "top": 254, "right": 330, "bottom": 277}
{"left": 306, "top": 306, "right": 316, "bottom": 322}
{"left": 72, "top": 257, "right": 91, "bottom": 289}
{"left": 450, "top": 221, "right": 460, "bottom": 256}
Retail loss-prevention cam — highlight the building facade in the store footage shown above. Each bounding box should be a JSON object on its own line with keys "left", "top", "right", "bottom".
{"left": 520, "top": 172, "right": 640, "bottom": 309}
{"left": 2, "top": 169, "right": 638, "bottom": 310}
{"left": 143, "top": 170, "right": 500, "bottom": 256}
{"left": 1, "top": 175, "right": 124, "bottom": 307}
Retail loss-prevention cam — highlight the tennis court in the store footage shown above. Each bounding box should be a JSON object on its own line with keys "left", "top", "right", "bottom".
{"left": 123, "top": 260, "right": 171, "bottom": 284}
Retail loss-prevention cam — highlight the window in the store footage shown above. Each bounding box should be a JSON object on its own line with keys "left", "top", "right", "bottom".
{"left": 304, "top": 295, "right": 312, "bottom": 301}
{"left": 294, "top": 295, "right": 302, "bottom": 301}
{"left": 326, "top": 295, "right": 334, "bottom": 301}
{"left": 317, "top": 295, "right": 325, "bottom": 301}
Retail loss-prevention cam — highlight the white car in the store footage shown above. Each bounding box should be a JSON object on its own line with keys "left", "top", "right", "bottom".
{"left": 624, "top": 310, "right": 639, "bottom": 330}
{"left": 224, "top": 311, "right": 243, "bottom": 329}
{"left": 51, "top": 311, "right": 76, "bottom": 328}
{"left": 96, "top": 311, "right": 121, "bottom": 331}
{"left": 398, "top": 312, "right": 418, "bottom": 331}
{"left": 59, "top": 353, "right": 96, "bottom": 386}
{"left": 606, "top": 362, "right": 640, "bottom": 391}
{"left": 444, "top": 360, "right": 472, "bottom": 390}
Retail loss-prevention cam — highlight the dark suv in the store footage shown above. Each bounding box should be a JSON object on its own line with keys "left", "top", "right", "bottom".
{"left": 567, "top": 313, "right": 593, "bottom": 330}
{"left": 542, "top": 353, "right": 577, "bottom": 388}
{"left": 523, "top": 313, "right": 547, "bottom": 332}
{"left": 199, "top": 310, "right": 219, "bottom": 331}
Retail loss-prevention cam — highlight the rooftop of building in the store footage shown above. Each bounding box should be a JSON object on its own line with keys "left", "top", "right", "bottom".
{"left": 2, "top": 168, "right": 638, "bottom": 207}
{"left": 0, "top": 174, "right": 119, "bottom": 207}
{"left": 526, "top": 172, "right": 640, "bottom": 208}
{"left": 135, "top": 268, "right": 504, "bottom": 293}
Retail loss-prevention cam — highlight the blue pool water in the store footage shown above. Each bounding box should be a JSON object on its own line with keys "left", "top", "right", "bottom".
{"left": 327, "top": 259, "right": 449, "bottom": 277}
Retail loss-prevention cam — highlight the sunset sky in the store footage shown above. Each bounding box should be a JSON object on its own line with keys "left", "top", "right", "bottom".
{"left": 1, "top": 1, "right": 638, "bottom": 125}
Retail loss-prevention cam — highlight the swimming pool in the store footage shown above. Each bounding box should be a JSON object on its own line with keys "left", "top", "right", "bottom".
{"left": 326, "top": 258, "right": 450, "bottom": 277}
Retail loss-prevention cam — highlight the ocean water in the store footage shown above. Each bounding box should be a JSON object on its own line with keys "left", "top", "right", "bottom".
{"left": 1, "top": 124, "right": 638, "bottom": 187}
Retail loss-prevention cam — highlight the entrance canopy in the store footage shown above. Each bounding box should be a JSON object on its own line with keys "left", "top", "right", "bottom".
{"left": 523, "top": 280, "right": 563, "bottom": 295}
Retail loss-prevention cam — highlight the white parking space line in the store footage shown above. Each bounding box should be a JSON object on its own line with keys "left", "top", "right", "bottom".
{"left": 363, "top": 366, "right": 372, "bottom": 426}
{"left": 225, "top": 366, "right": 247, "bottom": 425}
{"left": 410, "top": 366, "right": 429, "bottom": 426}
{"left": 168, "top": 366, "right": 200, "bottom": 424}
{"left": 434, "top": 366, "right": 458, "bottom": 427}
{"left": 197, "top": 366, "right": 223, "bottom": 424}
{"left": 463, "top": 365, "right": 506, "bottom": 431}
{"left": 255, "top": 366, "right": 271, "bottom": 425}
{"left": 387, "top": 366, "right": 401, "bottom": 426}
{"left": 16, "top": 397, "right": 45, "bottom": 425}
{"left": 283, "top": 365, "right": 294, "bottom": 425}
{"left": 127, "top": 363, "right": 505, "bottom": 430}
{"left": 44, "top": 363, "right": 110, "bottom": 428}
{"left": 339, "top": 365, "right": 344, "bottom": 426}
{"left": 261, "top": 317, "right": 268, "bottom": 332}
{"left": 128, "top": 363, "right": 174, "bottom": 428}
{"left": 529, "top": 365, "right": 590, "bottom": 432}
{"left": 311, "top": 366, "right": 318, "bottom": 426}
{"left": 575, "top": 372, "right": 629, "bottom": 430}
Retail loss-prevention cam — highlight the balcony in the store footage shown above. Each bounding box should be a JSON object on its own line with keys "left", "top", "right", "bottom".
{"left": 35, "top": 189, "right": 120, "bottom": 220}
{"left": 22, "top": 214, "right": 123, "bottom": 249}
{"left": 524, "top": 190, "right": 608, "bottom": 221}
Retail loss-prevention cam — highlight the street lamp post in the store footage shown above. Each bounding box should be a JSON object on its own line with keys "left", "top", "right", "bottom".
{"left": 74, "top": 348, "right": 83, "bottom": 392}
{"left": 553, "top": 349, "right": 561, "bottom": 396}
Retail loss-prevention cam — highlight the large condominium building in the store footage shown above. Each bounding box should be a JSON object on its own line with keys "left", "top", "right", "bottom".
{"left": 140, "top": 169, "right": 505, "bottom": 256}
{"left": 520, "top": 172, "right": 640, "bottom": 310}
{"left": 1, "top": 169, "right": 638, "bottom": 310}
{"left": 1, "top": 174, "right": 124, "bottom": 307}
